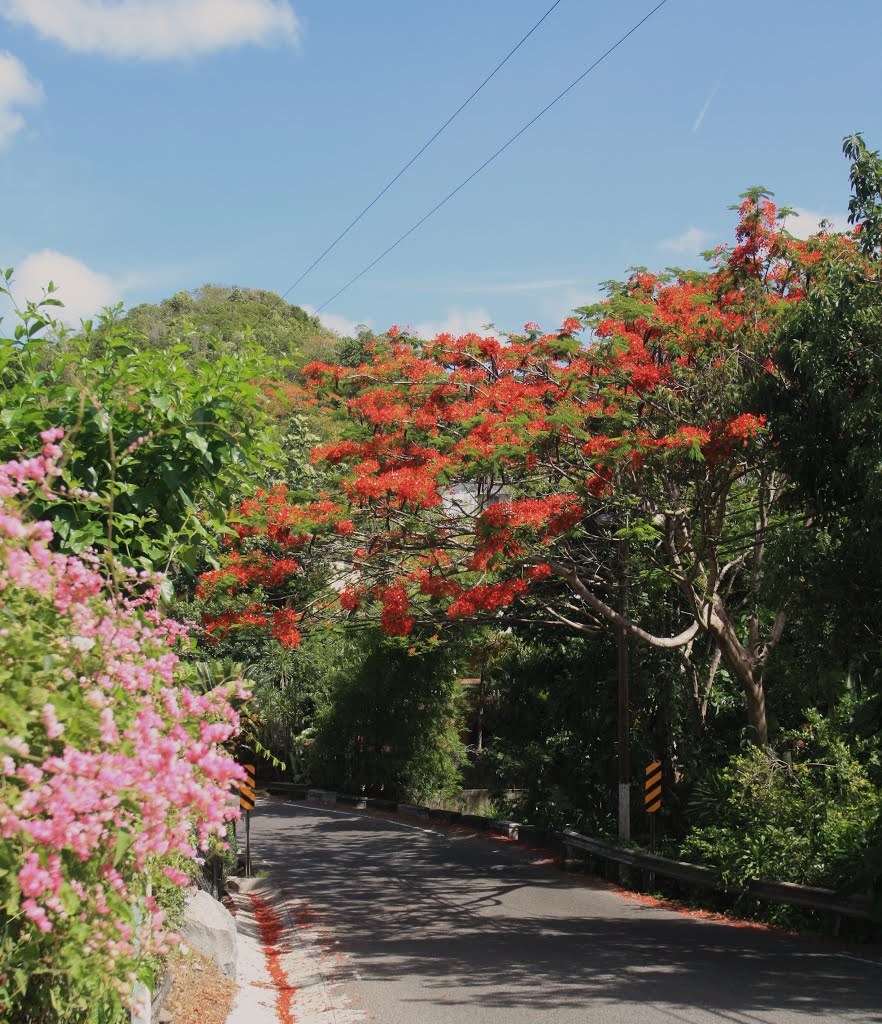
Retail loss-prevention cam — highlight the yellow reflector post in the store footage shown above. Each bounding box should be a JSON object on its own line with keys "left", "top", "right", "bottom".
{"left": 645, "top": 760, "right": 662, "bottom": 814}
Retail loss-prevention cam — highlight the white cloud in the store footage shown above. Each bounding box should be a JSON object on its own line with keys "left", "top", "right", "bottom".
{"left": 692, "top": 86, "right": 718, "bottom": 133}
{"left": 0, "top": 51, "right": 42, "bottom": 145}
{"left": 785, "top": 206, "right": 851, "bottom": 239}
{"left": 540, "top": 286, "right": 599, "bottom": 330}
{"left": 659, "top": 226, "right": 712, "bottom": 254}
{"left": 411, "top": 307, "right": 496, "bottom": 339}
{"left": 12, "top": 250, "right": 117, "bottom": 324}
{"left": 0, "top": 0, "right": 300, "bottom": 60}
{"left": 312, "top": 293, "right": 600, "bottom": 344}
{"left": 315, "top": 310, "right": 362, "bottom": 337}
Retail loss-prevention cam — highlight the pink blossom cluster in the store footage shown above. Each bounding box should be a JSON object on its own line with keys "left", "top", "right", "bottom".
{"left": 122, "top": 429, "right": 155, "bottom": 457}
{"left": 0, "top": 434, "right": 246, "bottom": 996}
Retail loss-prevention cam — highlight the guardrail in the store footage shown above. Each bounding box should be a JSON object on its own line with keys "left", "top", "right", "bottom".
{"left": 559, "top": 830, "right": 874, "bottom": 923}
{"left": 256, "top": 779, "right": 875, "bottom": 927}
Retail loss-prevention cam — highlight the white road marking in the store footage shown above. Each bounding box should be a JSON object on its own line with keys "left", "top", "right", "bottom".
{"left": 832, "top": 952, "right": 882, "bottom": 968}
{"left": 782, "top": 950, "right": 882, "bottom": 969}
{"left": 281, "top": 800, "right": 446, "bottom": 838}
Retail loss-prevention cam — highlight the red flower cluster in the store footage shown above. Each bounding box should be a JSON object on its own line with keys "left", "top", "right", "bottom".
{"left": 340, "top": 585, "right": 366, "bottom": 611}
{"left": 202, "top": 603, "right": 269, "bottom": 642}
{"left": 729, "top": 197, "right": 781, "bottom": 277}
{"left": 471, "top": 495, "right": 583, "bottom": 568}
{"left": 347, "top": 459, "right": 445, "bottom": 510}
{"left": 348, "top": 389, "right": 412, "bottom": 427}
{"left": 271, "top": 607, "right": 302, "bottom": 649}
{"left": 374, "top": 581, "right": 414, "bottom": 636}
{"left": 199, "top": 188, "right": 834, "bottom": 646}
{"left": 197, "top": 551, "right": 301, "bottom": 600}
{"left": 234, "top": 486, "right": 349, "bottom": 547}
{"left": 447, "top": 579, "right": 528, "bottom": 618}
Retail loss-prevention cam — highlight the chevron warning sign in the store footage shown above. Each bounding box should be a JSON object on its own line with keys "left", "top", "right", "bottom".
{"left": 239, "top": 763, "right": 256, "bottom": 812}
{"left": 645, "top": 760, "right": 662, "bottom": 814}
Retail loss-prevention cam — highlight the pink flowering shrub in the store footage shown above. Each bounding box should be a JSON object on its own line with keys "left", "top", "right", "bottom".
{"left": 0, "top": 433, "right": 245, "bottom": 1022}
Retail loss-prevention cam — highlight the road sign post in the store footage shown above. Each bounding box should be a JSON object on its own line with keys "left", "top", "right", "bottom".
{"left": 617, "top": 537, "right": 631, "bottom": 841}
{"left": 239, "top": 763, "right": 256, "bottom": 878}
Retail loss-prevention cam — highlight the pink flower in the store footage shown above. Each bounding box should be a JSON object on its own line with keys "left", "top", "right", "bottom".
{"left": 42, "top": 704, "right": 64, "bottom": 740}
{"left": 22, "top": 899, "right": 52, "bottom": 933}
{"left": 162, "top": 866, "right": 191, "bottom": 885}
{"left": 0, "top": 434, "right": 245, "bottom": 987}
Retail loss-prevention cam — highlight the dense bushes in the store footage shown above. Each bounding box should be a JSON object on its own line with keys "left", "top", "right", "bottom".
{"left": 681, "top": 713, "right": 882, "bottom": 899}
{"left": 308, "top": 635, "right": 465, "bottom": 803}
{"left": 478, "top": 634, "right": 619, "bottom": 834}
{"left": 0, "top": 282, "right": 280, "bottom": 575}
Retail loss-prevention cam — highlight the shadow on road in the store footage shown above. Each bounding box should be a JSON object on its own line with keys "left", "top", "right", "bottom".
{"left": 247, "top": 802, "right": 882, "bottom": 1022}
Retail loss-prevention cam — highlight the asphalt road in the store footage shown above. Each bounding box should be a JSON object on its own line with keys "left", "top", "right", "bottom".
{"left": 247, "top": 800, "right": 882, "bottom": 1024}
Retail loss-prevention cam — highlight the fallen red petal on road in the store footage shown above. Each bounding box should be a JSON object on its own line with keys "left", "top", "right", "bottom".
{"left": 250, "top": 893, "right": 298, "bottom": 1024}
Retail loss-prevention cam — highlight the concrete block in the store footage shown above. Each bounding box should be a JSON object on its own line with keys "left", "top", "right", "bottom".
{"left": 180, "top": 890, "right": 237, "bottom": 980}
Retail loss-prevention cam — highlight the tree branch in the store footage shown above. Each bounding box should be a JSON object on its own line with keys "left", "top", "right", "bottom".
{"left": 548, "top": 559, "right": 700, "bottom": 649}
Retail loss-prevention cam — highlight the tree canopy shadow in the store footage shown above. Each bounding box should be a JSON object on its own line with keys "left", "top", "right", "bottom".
{"left": 248, "top": 803, "right": 882, "bottom": 1022}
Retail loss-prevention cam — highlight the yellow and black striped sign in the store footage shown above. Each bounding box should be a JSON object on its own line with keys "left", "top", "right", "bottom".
{"left": 645, "top": 760, "right": 662, "bottom": 814}
{"left": 239, "top": 763, "right": 256, "bottom": 812}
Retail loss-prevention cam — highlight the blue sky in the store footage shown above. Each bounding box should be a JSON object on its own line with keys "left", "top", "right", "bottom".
{"left": 1, "top": 0, "right": 880, "bottom": 338}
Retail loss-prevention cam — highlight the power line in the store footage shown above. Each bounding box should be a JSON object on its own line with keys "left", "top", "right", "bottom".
{"left": 315, "top": 0, "right": 671, "bottom": 315}
{"left": 275, "top": 0, "right": 566, "bottom": 306}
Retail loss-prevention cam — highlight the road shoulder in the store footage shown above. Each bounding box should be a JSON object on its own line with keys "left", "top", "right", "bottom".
{"left": 227, "top": 878, "right": 364, "bottom": 1024}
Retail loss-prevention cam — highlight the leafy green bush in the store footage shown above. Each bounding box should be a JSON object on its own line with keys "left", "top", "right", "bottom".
{"left": 479, "top": 634, "right": 619, "bottom": 835}
{"left": 681, "top": 712, "right": 882, "bottom": 892}
{"left": 1, "top": 275, "right": 279, "bottom": 576}
{"left": 308, "top": 633, "right": 464, "bottom": 804}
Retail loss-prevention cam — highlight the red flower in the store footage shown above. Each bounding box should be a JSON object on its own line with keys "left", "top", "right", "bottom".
{"left": 272, "top": 608, "right": 302, "bottom": 649}
{"left": 374, "top": 582, "right": 414, "bottom": 636}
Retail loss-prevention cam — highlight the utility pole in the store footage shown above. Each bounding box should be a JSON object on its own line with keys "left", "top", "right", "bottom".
{"left": 617, "top": 535, "right": 630, "bottom": 840}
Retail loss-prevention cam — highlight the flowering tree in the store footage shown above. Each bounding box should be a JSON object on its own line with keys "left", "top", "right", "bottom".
{"left": 0, "top": 433, "right": 245, "bottom": 1022}
{"left": 198, "top": 193, "right": 861, "bottom": 745}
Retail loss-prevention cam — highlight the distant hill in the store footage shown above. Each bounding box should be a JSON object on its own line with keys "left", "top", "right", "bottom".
{"left": 108, "top": 284, "right": 343, "bottom": 377}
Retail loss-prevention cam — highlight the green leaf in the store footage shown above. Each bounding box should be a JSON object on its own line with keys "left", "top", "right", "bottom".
{"left": 112, "top": 830, "right": 133, "bottom": 867}
{"left": 186, "top": 429, "right": 209, "bottom": 454}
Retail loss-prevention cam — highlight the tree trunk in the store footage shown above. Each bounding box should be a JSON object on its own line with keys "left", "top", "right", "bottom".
{"left": 699, "top": 645, "right": 722, "bottom": 729}
{"left": 709, "top": 604, "right": 769, "bottom": 745}
{"left": 745, "top": 677, "right": 769, "bottom": 745}
{"left": 717, "top": 643, "right": 769, "bottom": 744}
{"left": 476, "top": 678, "right": 484, "bottom": 753}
